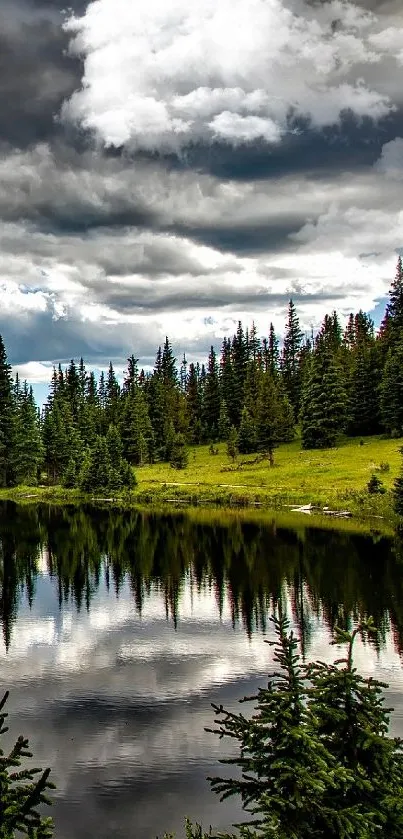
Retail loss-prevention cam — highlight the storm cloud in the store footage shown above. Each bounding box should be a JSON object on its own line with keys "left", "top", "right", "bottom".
{"left": 0, "top": 0, "right": 403, "bottom": 381}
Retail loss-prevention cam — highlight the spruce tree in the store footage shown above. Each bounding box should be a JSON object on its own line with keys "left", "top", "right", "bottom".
{"left": 80, "top": 436, "right": 112, "bottom": 492}
{"left": 300, "top": 340, "right": 346, "bottom": 449}
{"left": 237, "top": 407, "right": 257, "bottom": 454}
{"left": 379, "top": 256, "right": 403, "bottom": 352}
{"left": 121, "top": 390, "right": 154, "bottom": 465}
{"left": 380, "top": 344, "right": 403, "bottom": 436}
{"left": 170, "top": 432, "right": 189, "bottom": 469}
{"left": 393, "top": 451, "right": 403, "bottom": 516}
{"left": 105, "top": 362, "right": 121, "bottom": 429}
{"left": 226, "top": 426, "right": 238, "bottom": 462}
{"left": 207, "top": 615, "right": 369, "bottom": 839}
{"left": 186, "top": 363, "right": 203, "bottom": 444}
{"left": 347, "top": 342, "right": 380, "bottom": 436}
{"left": 220, "top": 338, "right": 236, "bottom": 427}
{"left": 203, "top": 347, "right": 221, "bottom": 440}
{"left": 255, "top": 373, "right": 281, "bottom": 465}
{"left": 14, "top": 383, "right": 42, "bottom": 484}
{"left": 218, "top": 400, "right": 230, "bottom": 441}
{"left": 161, "top": 336, "right": 178, "bottom": 387}
{"left": 268, "top": 322, "right": 280, "bottom": 377}
{"left": 307, "top": 621, "right": 403, "bottom": 837}
{"left": 280, "top": 299, "right": 304, "bottom": 417}
{"left": 0, "top": 336, "right": 16, "bottom": 488}
{"left": 0, "top": 690, "right": 55, "bottom": 838}
{"left": 231, "top": 322, "right": 248, "bottom": 426}
{"left": 122, "top": 354, "right": 139, "bottom": 396}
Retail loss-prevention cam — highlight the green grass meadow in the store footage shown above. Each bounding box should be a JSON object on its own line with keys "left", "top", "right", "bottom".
{"left": 1, "top": 434, "right": 402, "bottom": 529}
{"left": 136, "top": 434, "right": 402, "bottom": 513}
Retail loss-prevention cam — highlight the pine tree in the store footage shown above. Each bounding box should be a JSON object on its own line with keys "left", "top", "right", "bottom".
{"left": 0, "top": 336, "right": 17, "bottom": 488}
{"left": 237, "top": 407, "right": 257, "bottom": 454}
{"left": 220, "top": 338, "right": 236, "bottom": 427}
{"left": 379, "top": 256, "right": 403, "bottom": 352}
{"left": 218, "top": 400, "right": 230, "bottom": 441}
{"left": 186, "top": 363, "right": 203, "bottom": 444}
{"left": 347, "top": 342, "right": 380, "bottom": 436}
{"left": 280, "top": 300, "right": 304, "bottom": 416}
{"left": 268, "top": 322, "right": 280, "bottom": 377}
{"left": 300, "top": 340, "right": 346, "bottom": 449}
{"left": 106, "top": 424, "right": 123, "bottom": 471}
{"left": 66, "top": 359, "right": 81, "bottom": 422}
{"left": 122, "top": 355, "right": 139, "bottom": 396}
{"left": 0, "top": 690, "right": 55, "bottom": 838}
{"left": 277, "top": 387, "right": 295, "bottom": 442}
{"left": 80, "top": 436, "right": 112, "bottom": 492}
{"left": 380, "top": 344, "right": 403, "bottom": 436}
{"left": 307, "top": 620, "right": 403, "bottom": 837}
{"left": 170, "top": 432, "right": 189, "bottom": 469}
{"left": 207, "top": 615, "right": 371, "bottom": 839}
{"left": 161, "top": 336, "right": 178, "bottom": 387}
{"left": 255, "top": 373, "right": 280, "bottom": 465}
{"left": 147, "top": 375, "right": 168, "bottom": 459}
{"left": 231, "top": 322, "right": 248, "bottom": 426}
{"left": 226, "top": 426, "right": 238, "bottom": 462}
{"left": 393, "top": 452, "right": 403, "bottom": 517}
{"left": 14, "top": 383, "right": 42, "bottom": 484}
{"left": 105, "top": 363, "right": 121, "bottom": 428}
{"left": 202, "top": 347, "right": 221, "bottom": 440}
{"left": 121, "top": 390, "right": 154, "bottom": 465}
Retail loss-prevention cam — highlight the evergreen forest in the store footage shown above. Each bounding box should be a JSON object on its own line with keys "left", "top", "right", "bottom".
{"left": 1, "top": 257, "right": 403, "bottom": 494}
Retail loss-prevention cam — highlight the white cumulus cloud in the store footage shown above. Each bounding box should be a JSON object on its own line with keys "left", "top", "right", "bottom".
{"left": 61, "top": 0, "right": 396, "bottom": 152}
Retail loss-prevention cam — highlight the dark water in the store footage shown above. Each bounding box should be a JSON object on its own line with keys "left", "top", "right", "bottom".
{"left": 1, "top": 503, "right": 403, "bottom": 838}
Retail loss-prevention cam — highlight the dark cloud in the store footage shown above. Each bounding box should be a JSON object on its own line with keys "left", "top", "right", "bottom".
{"left": 0, "top": 1, "right": 84, "bottom": 148}
{"left": 0, "top": 0, "right": 401, "bottom": 370}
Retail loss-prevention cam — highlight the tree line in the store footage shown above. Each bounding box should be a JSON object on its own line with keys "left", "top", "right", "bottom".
{"left": 0, "top": 257, "right": 402, "bottom": 491}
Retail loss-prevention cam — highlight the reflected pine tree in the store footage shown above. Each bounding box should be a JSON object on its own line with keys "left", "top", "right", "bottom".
{"left": 0, "top": 502, "right": 403, "bottom": 657}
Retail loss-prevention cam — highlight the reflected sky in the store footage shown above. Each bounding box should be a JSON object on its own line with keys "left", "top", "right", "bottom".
{"left": 1, "top": 505, "right": 403, "bottom": 838}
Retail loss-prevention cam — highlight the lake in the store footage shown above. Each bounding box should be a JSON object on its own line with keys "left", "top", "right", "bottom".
{"left": 1, "top": 502, "right": 403, "bottom": 839}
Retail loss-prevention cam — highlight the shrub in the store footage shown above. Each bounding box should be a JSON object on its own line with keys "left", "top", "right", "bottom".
{"left": 367, "top": 474, "right": 386, "bottom": 494}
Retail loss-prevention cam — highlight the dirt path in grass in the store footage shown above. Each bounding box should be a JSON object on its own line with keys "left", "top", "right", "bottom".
{"left": 149, "top": 480, "right": 263, "bottom": 489}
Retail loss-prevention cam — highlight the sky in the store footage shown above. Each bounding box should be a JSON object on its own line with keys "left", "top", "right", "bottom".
{"left": 1, "top": 0, "right": 403, "bottom": 396}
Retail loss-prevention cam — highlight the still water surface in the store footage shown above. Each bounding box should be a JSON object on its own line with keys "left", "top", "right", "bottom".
{"left": 1, "top": 503, "right": 403, "bottom": 838}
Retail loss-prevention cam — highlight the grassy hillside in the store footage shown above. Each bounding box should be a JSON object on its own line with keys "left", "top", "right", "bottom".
{"left": 1, "top": 434, "right": 401, "bottom": 526}
{"left": 134, "top": 434, "right": 403, "bottom": 519}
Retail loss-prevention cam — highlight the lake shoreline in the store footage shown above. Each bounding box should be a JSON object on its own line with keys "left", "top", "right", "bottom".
{"left": 0, "top": 479, "right": 395, "bottom": 535}
{"left": 1, "top": 435, "right": 401, "bottom": 534}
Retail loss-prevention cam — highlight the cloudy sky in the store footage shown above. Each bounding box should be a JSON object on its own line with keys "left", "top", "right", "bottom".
{"left": 2, "top": 0, "right": 403, "bottom": 392}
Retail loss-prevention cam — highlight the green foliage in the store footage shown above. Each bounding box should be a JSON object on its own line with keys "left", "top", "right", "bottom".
{"left": 226, "top": 426, "right": 238, "bottom": 462}
{"left": 280, "top": 299, "right": 304, "bottom": 416}
{"left": 14, "top": 384, "right": 42, "bottom": 485}
{"left": 238, "top": 407, "right": 257, "bottom": 455}
{"left": 184, "top": 615, "right": 403, "bottom": 839}
{"left": 0, "top": 690, "right": 55, "bottom": 839}
{"left": 367, "top": 474, "right": 386, "bottom": 494}
{"left": 0, "top": 337, "right": 17, "bottom": 488}
{"left": 255, "top": 373, "right": 280, "bottom": 464}
{"left": 79, "top": 436, "right": 135, "bottom": 493}
{"left": 380, "top": 345, "right": 403, "bottom": 436}
{"left": 203, "top": 347, "right": 221, "bottom": 440}
{"left": 170, "top": 433, "right": 189, "bottom": 469}
{"left": 393, "top": 450, "right": 403, "bottom": 516}
{"left": 300, "top": 341, "right": 346, "bottom": 450}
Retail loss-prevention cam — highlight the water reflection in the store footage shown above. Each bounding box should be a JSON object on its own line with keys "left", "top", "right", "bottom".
{"left": 0, "top": 503, "right": 403, "bottom": 839}
{"left": 0, "top": 503, "right": 402, "bottom": 652}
